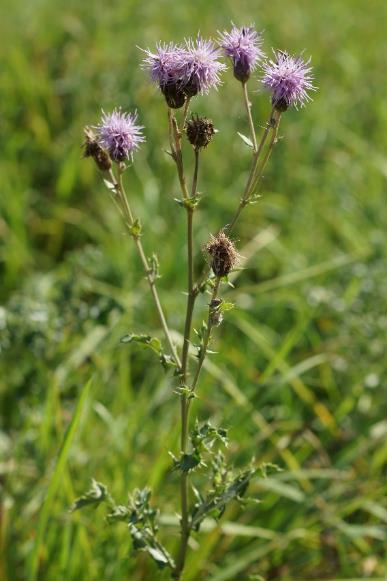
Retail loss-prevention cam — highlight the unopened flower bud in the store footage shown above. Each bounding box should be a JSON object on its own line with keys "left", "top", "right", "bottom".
{"left": 83, "top": 127, "right": 112, "bottom": 171}
{"left": 186, "top": 115, "right": 215, "bottom": 149}
{"left": 205, "top": 231, "right": 239, "bottom": 277}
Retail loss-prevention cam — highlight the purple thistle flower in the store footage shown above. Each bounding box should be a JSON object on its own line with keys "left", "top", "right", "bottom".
{"left": 218, "top": 24, "right": 264, "bottom": 83}
{"left": 181, "top": 37, "right": 226, "bottom": 97}
{"left": 140, "top": 42, "right": 185, "bottom": 88}
{"left": 262, "top": 50, "right": 316, "bottom": 111}
{"left": 96, "top": 108, "right": 145, "bottom": 162}
{"left": 140, "top": 42, "right": 188, "bottom": 108}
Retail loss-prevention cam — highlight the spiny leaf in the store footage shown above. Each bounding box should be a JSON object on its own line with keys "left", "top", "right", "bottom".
{"left": 106, "top": 505, "right": 130, "bottom": 523}
{"left": 191, "top": 422, "right": 228, "bottom": 454}
{"left": 191, "top": 468, "right": 256, "bottom": 531}
{"left": 171, "top": 451, "right": 201, "bottom": 473}
{"left": 259, "top": 462, "right": 283, "bottom": 478}
{"left": 71, "top": 479, "right": 109, "bottom": 512}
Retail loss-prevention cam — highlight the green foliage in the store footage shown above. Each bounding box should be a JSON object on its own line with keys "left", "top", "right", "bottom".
{"left": 191, "top": 453, "right": 256, "bottom": 532}
{"left": 73, "top": 482, "right": 175, "bottom": 570}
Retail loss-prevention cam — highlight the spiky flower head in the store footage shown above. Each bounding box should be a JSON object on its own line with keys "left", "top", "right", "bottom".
{"left": 205, "top": 231, "right": 239, "bottom": 277}
{"left": 181, "top": 37, "right": 226, "bottom": 97}
{"left": 262, "top": 50, "right": 315, "bottom": 111}
{"left": 140, "top": 43, "right": 187, "bottom": 108}
{"left": 96, "top": 109, "right": 145, "bottom": 162}
{"left": 218, "top": 24, "right": 264, "bottom": 83}
{"left": 186, "top": 115, "right": 215, "bottom": 149}
{"left": 83, "top": 126, "right": 112, "bottom": 171}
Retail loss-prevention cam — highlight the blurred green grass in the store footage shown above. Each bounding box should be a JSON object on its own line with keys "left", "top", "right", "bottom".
{"left": 1, "top": 0, "right": 387, "bottom": 579}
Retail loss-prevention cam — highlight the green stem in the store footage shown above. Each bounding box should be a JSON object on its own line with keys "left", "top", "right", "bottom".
{"left": 249, "top": 110, "right": 282, "bottom": 195}
{"left": 110, "top": 168, "right": 181, "bottom": 369}
{"left": 173, "top": 146, "right": 200, "bottom": 580}
{"left": 226, "top": 108, "right": 276, "bottom": 233}
{"left": 169, "top": 108, "right": 190, "bottom": 200}
{"left": 242, "top": 81, "right": 258, "bottom": 152}
{"left": 189, "top": 278, "right": 221, "bottom": 398}
{"left": 192, "top": 109, "right": 276, "bottom": 296}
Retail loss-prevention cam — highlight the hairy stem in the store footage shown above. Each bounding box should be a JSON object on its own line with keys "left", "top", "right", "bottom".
{"left": 109, "top": 167, "right": 181, "bottom": 369}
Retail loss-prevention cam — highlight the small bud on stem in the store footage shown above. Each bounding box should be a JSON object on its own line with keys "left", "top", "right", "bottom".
{"left": 205, "top": 231, "right": 239, "bottom": 277}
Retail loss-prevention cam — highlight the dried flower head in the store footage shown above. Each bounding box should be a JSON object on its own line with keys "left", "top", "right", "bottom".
{"left": 262, "top": 50, "right": 315, "bottom": 111}
{"left": 186, "top": 115, "right": 215, "bottom": 149}
{"left": 83, "top": 126, "right": 112, "bottom": 171}
{"left": 96, "top": 109, "right": 145, "bottom": 162}
{"left": 181, "top": 37, "right": 226, "bottom": 97}
{"left": 140, "top": 43, "right": 187, "bottom": 108}
{"left": 205, "top": 231, "right": 239, "bottom": 277}
{"left": 218, "top": 24, "right": 264, "bottom": 83}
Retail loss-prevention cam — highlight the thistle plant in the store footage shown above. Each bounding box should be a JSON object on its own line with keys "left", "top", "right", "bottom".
{"left": 75, "top": 24, "right": 315, "bottom": 579}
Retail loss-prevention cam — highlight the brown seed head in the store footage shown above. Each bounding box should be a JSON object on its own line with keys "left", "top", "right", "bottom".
{"left": 186, "top": 115, "right": 215, "bottom": 150}
{"left": 83, "top": 126, "right": 112, "bottom": 171}
{"left": 205, "top": 231, "right": 239, "bottom": 277}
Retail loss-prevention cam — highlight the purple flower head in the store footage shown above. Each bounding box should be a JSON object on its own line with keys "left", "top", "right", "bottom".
{"left": 140, "top": 42, "right": 188, "bottom": 108}
{"left": 218, "top": 24, "right": 264, "bottom": 83}
{"left": 262, "top": 50, "right": 315, "bottom": 111}
{"left": 96, "top": 108, "right": 145, "bottom": 162}
{"left": 140, "top": 42, "right": 185, "bottom": 88}
{"left": 181, "top": 37, "right": 226, "bottom": 97}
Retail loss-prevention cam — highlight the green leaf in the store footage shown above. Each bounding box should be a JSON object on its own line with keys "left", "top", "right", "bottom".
{"left": 174, "top": 197, "right": 186, "bottom": 208}
{"left": 129, "top": 218, "right": 142, "bottom": 238}
{"left": 191, "top": 422, "right": 228, "bottom": 454}
{"left": 171, "top": 451, "right": 201, "bottom": 473}
{"left": 219, "top": 301, "right": 235, "bottom": 313}
{"left": 29, "top": 378, "right": 92, "bottom": 581}
{"left": 127, "top": 488, "right": 175, "bottom": 570}
{"left": 259, "top": 462, "right": 283, "bottom": 478}
{"left": 237, "top": 132, "right": 254, "bottom": 148}
{"left": 106, "top": 505, "right": 130, "bottom": 523}
{"left": 191, "top": 468, "right": 256, "bottom": 531}
{"left": 103, "top": 178, "right": 116, "bottom": 192}
{"left": 71, "top": 479, "right": 109, "bottom": 512}
{"left": 150, "top": 253, "right": 161, "bottom": 279}
{"left": 173, "top": 385, "right": 196, "bottom": 399}
{"left": 160, "top": 353, "right": 178, "bottom": 372}
{"left": 120, "top": 333, "right": 162, "bottom": 354}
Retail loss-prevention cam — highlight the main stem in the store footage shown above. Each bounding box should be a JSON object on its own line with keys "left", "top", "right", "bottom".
{"left": 110, "top": 168, "right": 181, "bottom": 369}
{"left": 172, "top": 118, "right": 199, "bottom": 579}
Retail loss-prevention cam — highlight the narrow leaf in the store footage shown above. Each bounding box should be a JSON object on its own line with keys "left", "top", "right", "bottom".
{"left": 237, "top": 132, "right": 254, "bottom": 148}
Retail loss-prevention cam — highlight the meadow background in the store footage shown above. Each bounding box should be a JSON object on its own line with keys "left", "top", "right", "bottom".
{"left": 1, "top": 0, "right": 387, "bottom": 579}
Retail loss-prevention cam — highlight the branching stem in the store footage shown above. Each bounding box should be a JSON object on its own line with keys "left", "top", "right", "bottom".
{"left": 109, "top": 167, "right": 181, "bottom": 369}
